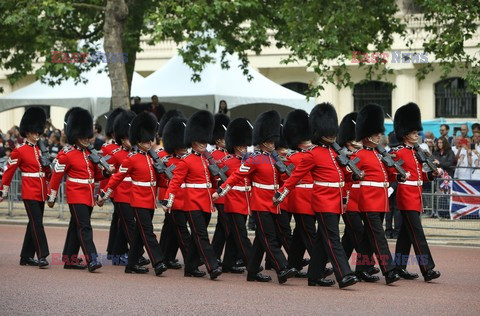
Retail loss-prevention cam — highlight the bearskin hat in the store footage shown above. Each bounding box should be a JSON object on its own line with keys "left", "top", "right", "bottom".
{"left": 158, "top": 109, "right": 184, "bottom": 138}
{"left": 394, "top": 102, "right": 423, "bottom": 140}
{"left": 355, "top": 104, "right": 385, "bottom": 141}
{"left": 210, "top": 114, "right": 231, "bottom": 145}
{"left": 252, "top": 110, "right": 281, "bottom": 146}
{"left": 310, "top": 103, "right": 338, "bottom": 144}
{"left": 338, "top": 112, "right": 358, "bottom": 147}
{"left": 225, "top": 118, "right": 253, "bottom": 154}
{"left": 129, "top": 112, "right": 158, "bottom": 146}
{"left": 284, "top": 109, "right": 311, "bottom": 150}
{"left": 19, "top": 107, "right": 47, "bottom": 137}
{"left": 66, "top": 108, "right": 94, "bottom": 144}
{"left": 184, "top": 110, "right": 214, "bottom": 146}
{"left": 114, "top": 110, "right": 136, "bottom": 145}
{"left": 105, "top": 108, "right": 126, "bottom": 137}
{"left": 163, "top": 117, "right": 188, "bottom": 154}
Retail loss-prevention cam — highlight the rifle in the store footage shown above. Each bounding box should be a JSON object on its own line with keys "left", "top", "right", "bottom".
{"left": 87, "top": 144, "right": 111, "bottom": 171}
{"left": 375, "top": 144, "right": 408, "bottom": 179}
{"left": 413, "top": 143, "right": 438, "bottom": 173}
{"left": 271, "top": 150, "right": 294, "bottom": 176}
{"left": 148, "top": 148, "right": 175, "bottom": 180}
{"left": 37, "top": 140, "right": 54, "bottom": 169}
{"left": 331, "top": 142, "right": 364, "bottom": 179}
{"left": 203, "top": 151, "right": 229, "bottom": 183}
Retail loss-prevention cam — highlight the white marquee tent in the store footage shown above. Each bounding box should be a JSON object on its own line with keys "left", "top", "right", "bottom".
{"left": 132, "top": 50, "right": 315, "bottom": 114}
{"left": 0, "top": 66, "right": 144, "bottom": 118}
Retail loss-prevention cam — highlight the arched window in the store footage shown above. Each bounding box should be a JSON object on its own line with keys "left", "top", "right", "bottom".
{"left": 282, "top": 82, "right": 309, "bottom": 96}
{"left": 353, "top": 81, "right": 393, "bottom": 116}
{"left": 435, "top": 78, "right": 477, "bottom": 118}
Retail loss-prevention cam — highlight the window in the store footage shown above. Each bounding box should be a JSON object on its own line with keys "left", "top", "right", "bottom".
{"left": 282, "top": 82, "right": 309, "bottom": 96}
{"left": 435, "top": 78, "right": 477, "bottom": 118}
{"left": 353, "top": 81, "right": 393, "bottom": 116}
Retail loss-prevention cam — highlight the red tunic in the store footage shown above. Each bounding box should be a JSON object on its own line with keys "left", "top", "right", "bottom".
{"left": 285, "top": 151, "right": 314, "bottom": 215}
{"left": 345, "top": 181, "right": 360, "bottom": 212}
{"left": 352, "top": 147, "right": 398, "bottom": 212}
{"left": 164, "top": 154, "right": 185, "bottom": 210}
{"left": 49, "top": 145, "right": 105, "bottom": 207}
{"left": 393, "top": 145, "right": 432, "bottom": 212}
{"left": 164, "top": 151, "right": 216, "bottom": 213}
{"left": 219, "top": 151, "right": 282, "bottom": 214}
{"left": 211, "top": 147, "right": 229, "bottom": 205}
{"left": 104, "top": 150, "right": 161, "bottom": 209}
{"left": 98, "top": 141, "right": 119, "bottom": 199}
{"left": 1, "top": 142, "right": 50, "bottom": 201}
{"left": 278, "top": 145, "right": 348, "bottom": 214}
{"left": 222, "top": 155, "right": 251, "bottom": 215}
{"left": 105, "top": 146, "right": 132, "bottom": 204}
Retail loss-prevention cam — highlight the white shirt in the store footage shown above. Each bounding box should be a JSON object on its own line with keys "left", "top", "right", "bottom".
{"left": 452, "top": 147, "right": 470, "bottom": 180}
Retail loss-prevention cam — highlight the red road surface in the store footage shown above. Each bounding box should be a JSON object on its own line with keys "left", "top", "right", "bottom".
{"left": 0, "top": 224, "right": 479, "bottom": 315}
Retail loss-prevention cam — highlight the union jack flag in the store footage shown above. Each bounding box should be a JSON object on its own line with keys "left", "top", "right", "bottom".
{"left": 449, "top": 180, "right": 480, "bottom": 219}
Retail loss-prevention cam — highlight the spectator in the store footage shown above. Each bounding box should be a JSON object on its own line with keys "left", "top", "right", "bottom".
{"left": 439, "top": 124, "right": 453, "bottom": 145}
{"left": 471, "top": 147, "right": 480, "bottom": 180}
{"left": 93, "top": 122, "right": 105, "bottom": 150}
{"left": 48, "top": 131, "right": 63, "bottom": 159}
{"left": 432, "top": 136, "right": 455, "bottom": 177}
{"left": 472, "top": 130, "right": 480, "bottom": 150}
{"left": 472, "top": 123, "right": 480, "bottom": 134}
{"left": 131, "top": 96, "right": 143, "bottom": 114}
{"left": 218, "top": 99, "right": 229, "bottom": 116}
{"left": 6, "top": 125, "right": 24, "bottom": 147}
{"left": 460, "top": 124, "right": 471, "bottom": 141}
{"left": 452, "top": 136, "right": 472, "bottom": 179}
{"left": 149, "top": 95, "right": 166, "bottom": 121}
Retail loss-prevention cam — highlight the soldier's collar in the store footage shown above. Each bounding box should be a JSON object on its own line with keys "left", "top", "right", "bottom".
{"left": 73, "top": 144, "right": 86, "bottom": 152}
{"left": 363, "top": 145, "right": 375, "bottom": 151}
{"left": 215, "top": 145, "right": 227, "bottom": 152}
{"left": 25, "top": 140, "right": 36, "bottom": 147}
{"left": 192, "top": 149, "right": 202, "bottom": 156}
{"left": 403, "top": 143, "right": 414, "bottom": 149}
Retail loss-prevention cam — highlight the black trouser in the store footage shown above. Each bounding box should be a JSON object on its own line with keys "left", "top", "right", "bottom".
{"left": 386, "top": 191, "right": 402, "bottom": 237}
{"left": 395, "top": 210, "right": 435, "bottom": 275}
{"left": 274, "top": 210, "right": 293, "bottom": 252}
{"left": 361, "top": 212, "right": 395, "bottom": 275}
{"left": 307, "top": 212, "right": 353, "bottom": 282}
{"left": 106, "top": 199, "right": 126, "bottom": 255}
{"left": 223, "top": 213, "right": 256, "bottom": 269}
{"left": 128, "top": 208, "right": 164, "bottom": 268}
{"left": 250, "top": 211, "right": 288, "bottom": 273}
{"left": 63, "top": 204, "right": 97, "bottom": 263}
{"left": 341, "top": 211, "right": 373, "bottom": 272}
{"left": 212, "top": 204, "right": 228, "bottom": 259}
{"left": 170, "top": 210, "right": 192, "bottom": 260}
{"left": 159, "top": 212, "right": 179, "bottom": 262}
{"left": 184, "top": 210, "right": 218, "bottom": 273}
{"left": 21, "top": 200, "right": 49, "bottom": 259}
{"left": 113, "top": 202, "right": 144, "bottom": 258}
{"left": 288, "top": 213, "right": 315, "bottom": 270}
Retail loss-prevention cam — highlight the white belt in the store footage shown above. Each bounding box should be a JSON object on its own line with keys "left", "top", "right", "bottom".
{"left": 132, "top": 180, "right": 156, "bottom": 187}
{"left": 181, "top": 183, "right": 212, "bottom": 189}
{"left": 360, "top": 181, "right": 389, "bottom": 188}
{"left": 232, "top": 185, "right": 251, "bottom": 192}
{"left": 67, "top": 177, "right": 94, "bottom": 184}
{"left": 314, "top": 181, "right": 344, "bottom": 188}
{"left": 352, "top": 183, "right": 360, "bottom": 189}
{"left": 252, "top": 182, "right": 279, "bottom": 190}
{"left": 401, "top": 180, "right": 423, "bottom": 186}
{"left": 123, "top": 177, "right": 132, "bottom": 182}
{"left": 296, "top": 183, "right": 313, "bottom": 189}
{"left": 22, "top": 172, "right": 45, "bottom": 178}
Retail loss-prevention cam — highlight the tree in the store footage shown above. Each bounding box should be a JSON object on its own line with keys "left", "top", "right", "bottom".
{"left": 1, "top": 0, "right": 479, "bottom": 111}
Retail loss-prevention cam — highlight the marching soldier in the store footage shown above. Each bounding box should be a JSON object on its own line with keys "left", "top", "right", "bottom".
{"left": 48, "top": 108, "right": 111, "bottom": 272}
{"left": 274, "top": 103, "right": 358, "bottom": 288}
{"left": 352, "top": 104, "right": 403, "bottom": 284}
{"left": 220, "top": 118, "right": 270, "bottom": 280}
{"left": 393, "top": 102, "right": 441, "bottom": 282}
{"left": 161, "top": 111, "right": 222, "bottom": 280}
{"left": 338, "top": 112, "right": 380, "bottom": 282}
{"left": 101, "top": 108, "right": 129, "bottom": 261}
{"left": 99, "top": 112, "right": 168, "bottom": 276}
{"left": 214, "top": 110, "right": 297, "bottom": 284}
{"left": 0, "top": 107, "right": 50, "bottom": 268}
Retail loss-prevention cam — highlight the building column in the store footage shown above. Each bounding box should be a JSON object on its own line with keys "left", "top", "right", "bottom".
{"left": 393, "top": 70, "right": 418, "bottom": 115}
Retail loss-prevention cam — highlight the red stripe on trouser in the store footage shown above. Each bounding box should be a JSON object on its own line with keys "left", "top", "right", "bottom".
{"left": 25, "top": 202, "right": 42, "bottom": 258}
{"left": 134, "top": 208, "right": 156, "bottom": 266}
{"left": 72, "top": 205, "right": 90, "bottom": 262}
{"left": 319, "top": 214, "right": 343, "bottom": 278}
{"left": 300, "top": 216, "right": 314, "bottom": 249}
{"left": 364, "top": 214, "right": 386, "bottom": 274}
{"left": 188, "top": 212, "right": 211, "bottom": 272}
{"left": 404, "top": 213, "right": 427, "bottom": 273}
{"left": 117, "top": 204, "right": 132, "bottom": 242}
{"left": 232, "top": 215, "right": 248, "bottom": 260}
{"left": 344, "top": 213, "right": 359, "bottom": 245}
{"left": 255, "top": 212, "right": 281, "bottom": 271}
{"left": 171, "top": 211, "right": 187, "bottom": 254}
{"left": 275, "top": 217, "right": 289, "bottom": 252}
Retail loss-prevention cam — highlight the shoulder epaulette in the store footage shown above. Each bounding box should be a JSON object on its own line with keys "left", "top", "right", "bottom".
{"left": 181, "top": 153, "right": 191, "bottom": 159}
{"left": 62, "top": 145, "right": 73, "bottom": 153}
{"left": 127, "top": 152, "right": 137, "bottom": 157}
{"left": 111, "top": 147, "right": 122, "bottom": 154}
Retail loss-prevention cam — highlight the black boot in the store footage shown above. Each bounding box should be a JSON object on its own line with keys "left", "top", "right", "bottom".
{"left": 20, "top": 257, "right": 38, "bottom": 266}
{"left": 277, "top": 267, "right": 297, "bottom": 284}
{"left": 308, "top": 278, "right": 335, "bottom": 287}
{"left": 38, "top": 258, "right": 49, "bottom": 269}
{"left": 125, "top": 265, "right": 149, "bottom": 274}
{"left": 247, "top": 272, "right": 272, "bottom": 282}
{"left": 423, "top": 269, "right": 441, "bottom": 282}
